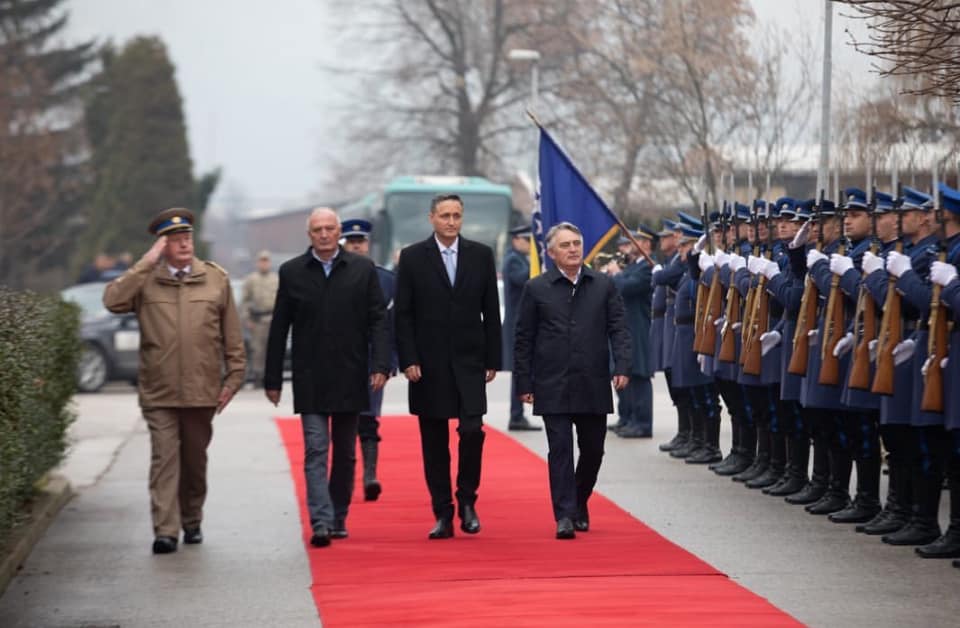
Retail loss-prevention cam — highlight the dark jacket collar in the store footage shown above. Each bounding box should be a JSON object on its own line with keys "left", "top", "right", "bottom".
{"left": 545, "top": 264, "right": 596, "bottom": 284}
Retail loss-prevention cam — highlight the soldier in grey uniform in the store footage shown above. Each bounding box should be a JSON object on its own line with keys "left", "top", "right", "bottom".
{"left": 242, "top": 250, "right": 278, "bottom": 387}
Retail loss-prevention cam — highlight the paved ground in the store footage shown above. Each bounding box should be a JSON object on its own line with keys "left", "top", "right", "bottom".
{"left": 1, "top": 374, "right": 958, "bottom": 627}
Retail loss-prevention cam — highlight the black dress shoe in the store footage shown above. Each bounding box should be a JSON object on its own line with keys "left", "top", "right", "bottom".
{"left": 828, "top": 500, "right": 881, "bottom": 524}
{"left": 805, "top": 492, "right": 850, "bottom": 515}
{"left": 310, "top": 526, "right": 331, "bottom": 548}
{"left": 152, "top": 536, "right": 178, "bottom": 554}
{"left": 363, "top": 480, "right": 382, "bottom": 501}
{"left": 330, "top": 519, "right": 349, "bottom": 539}
{"left": 659, "top": 432, "right": 688, "bottom": 452}
{"left": 429, "top": 518, "right": 454, "bottom": 539}
{"left": 508, "top": 418, "right": 542, "bottom": 431}
{"left": 617, "top": 425, "right": 652, "bottom": 438}
{"left": 574, "top": 504, "right": 589, "bottom": 532}
{"left": 915, "top": 527, "right": 960, "bottom": 558}
{"left": 858, "top": 510, "right": 909, "bottom": 535}
{"left": 556, "top": 518, "right": 576, "bottom": 539}
{"left": 745, "top": 468, "right": 783, "bottom": 489}
{"left": 183, "top": 527, "right": 203, "bottom": 544}
{"left": 882, "top": 520, "right": 942, "bottom": 546}
{"left": 459, "top": 504, "right": 481, "bottom": 534}
{"left": 685, "top": 447, "right": 722, "bottom": 464}
{"left": 765, "top": 476, "right": 807, "bottom": 497}
{"left": 784, "top": 482, "right": 827, "bottom": 505}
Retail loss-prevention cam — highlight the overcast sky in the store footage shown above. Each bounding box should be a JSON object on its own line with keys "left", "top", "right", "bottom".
{"left": 64, "top": 0, "right": 875, "bottom": 214}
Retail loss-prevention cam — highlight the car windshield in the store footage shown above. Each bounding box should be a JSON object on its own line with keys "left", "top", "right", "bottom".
{"left": 61, "top": 282, "right": 111, "bottom": 320}
{"left": 384, "top": 192, "right": 512, "bottom": 265}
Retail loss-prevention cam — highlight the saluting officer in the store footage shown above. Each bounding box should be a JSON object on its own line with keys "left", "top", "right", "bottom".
{"left": 242, "top": 250, "right": 278, "bottom": 387}
{"left": 103, "top": 208, "right": 246, "bottom": 554}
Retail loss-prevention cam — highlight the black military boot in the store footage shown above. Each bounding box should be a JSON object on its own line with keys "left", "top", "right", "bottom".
{"left": 786, "top": 436, "right": 827, "bottom": 505}
{"left": 710, "top": 415, "right": 740, "bottom": 471}
{"left": 749, "top": 431, "right": 786, "bottom": 489}
{"left": 733, "top": 422, "right": 769, "bottom": 482}
{"left": 859, "top": 459, "right": 911, "bottom": 535}
{"left": 360, "top": 439, "right": 382, "bottom": 501}
{"left": 807, "top": 447, "right": 852, "bottom": 515}
{"left": 671, "top": 406, "right": 702, "bottom": 459}
{"left": 686, "top": 416, "right": 722, "bottom": 464}
{"left": 715, "top": 422, "right": 755, "bottom": 475}
{"left": 658, "top": 401, "right": 690, "bottom": 452}
{"left": 916, "top": 472, "right": 960, "bottom": 558}
{"left": 830, "top": 455, "right": 882, "bottom": 523}
{"left": 768, "top": 434, "right": 809, "bottom": 496}
{"left": 882, "top": 468, "right": 942, "bottom": 546}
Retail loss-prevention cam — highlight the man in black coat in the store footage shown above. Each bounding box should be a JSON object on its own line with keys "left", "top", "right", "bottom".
{"left": 514, "top": 221, "right": 632, "bottom": 539}
{"left": 501, "top": 224, "right": 541, "bottom": 431}
{"left": 394, "top": 193, "right": 502, "bottom": 539}
{"left": 264, "top": 207, "right": 390, "bottom": 548}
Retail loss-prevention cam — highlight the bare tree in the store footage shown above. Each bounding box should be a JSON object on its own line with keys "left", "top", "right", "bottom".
{"left": 834, "top": 0, "right": 960, "bottom": 104}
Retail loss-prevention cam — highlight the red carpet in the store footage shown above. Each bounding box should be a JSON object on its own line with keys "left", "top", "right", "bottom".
{"left": 276, "top": 416, "right": 800, "bottom": 627}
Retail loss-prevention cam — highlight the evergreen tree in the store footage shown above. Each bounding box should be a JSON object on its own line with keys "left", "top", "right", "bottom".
{"left": 0, "top": 0, "right": 95, "bottom": 289}
{"left": 80, "top": 36, "right": 219, "bottom": 263}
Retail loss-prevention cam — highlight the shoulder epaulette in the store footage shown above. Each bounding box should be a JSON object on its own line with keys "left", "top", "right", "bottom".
{"left": 205, "top": 261, "right": 229, "bottom": 276}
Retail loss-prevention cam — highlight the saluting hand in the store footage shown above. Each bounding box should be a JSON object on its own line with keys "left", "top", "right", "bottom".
{"left": 141, "top": 236, "right": 167, "bottom": 266}
{"left": 612, "top": 375, "right": 629, "bottom": 391}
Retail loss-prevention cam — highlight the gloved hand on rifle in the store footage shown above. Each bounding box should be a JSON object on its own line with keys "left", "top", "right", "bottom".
{"left": 728, "top": 254, "right": 746, "bottom": 272}
{"left": 748, "top": 255, "right": 765, "bottom": 275}
{"left": 869, "top": 338, "right": 878, "bottom": 362}
{"left": 862, "top": 251, "right": 884, "bottom": 275}
{"left": 892, "top": 338, "right": 916, "bottom": 366}
{"left": 806, "top": 248, "right": 828, "bottom": 269}
{"left": 714, "top": 251, "right": 731, "bottom": 268}
{"left": 886, "top": 250, "right": 912, "bottom": 278}
{"left": 829, "top": 253, "right": 853, "bottom": 277}
{"left": 833, "top": 331, "right": 854, "bottom": 358}
{"left": 922, "top": 356, "right": 951, "bottom": 377}
{"left": 789, "top": 221, "right": 812, "bottom": 249}
{"left": 652, "top": 263, "right": 663, "bottom": 275}
{"left": 694, "top": 234, "right": 708, "bottom": 254}
{"left": 760, "top": 330, "right": 781, "bottom": 356}
{"left": 931, "top": 260, "right": 958, "bottom": 287}
{"left": 698, "top": 252, "right": 714, "bottom": 272}
{"left": 760, "top": 259, "right": 781, "bottom": 280}
{"left": 714, "top": 316, "right": 726, "bottom": 328}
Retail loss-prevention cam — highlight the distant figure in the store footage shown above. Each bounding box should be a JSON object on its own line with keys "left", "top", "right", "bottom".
{"left": 513, "top": 222, "right": 631, "bottom": 539}
{"left": 103, "top": 208, "right": 246, "bottom": 555}
{"left": 264, "top": 207, "right": 389, "bottom": 548}
{"left": 501, "top": 224, "right": 541, "bottom": 431}
{"left": 340, "top": 218, "right": 398, "bottom": 501}
{"left": 242, "top": 250, "right": 278, "bottom": 387}
{"left": 78, "top": 252, "right": 120, "bottom": 283}
{"left": 394, "top": 193, "right": 502, "bottom": 540}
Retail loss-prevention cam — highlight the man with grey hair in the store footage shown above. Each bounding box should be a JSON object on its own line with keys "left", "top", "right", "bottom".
{"left": 264, "top": 207, "right": 390, "bottom": 547}
{"left": 514, "top": 221, "right": 632, "bottom": 539}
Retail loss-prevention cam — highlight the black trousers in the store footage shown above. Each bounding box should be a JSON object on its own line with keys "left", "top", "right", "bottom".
{"left": 418, "top": 415, "right": 484, "bottom": 520}
{"left": 543, "top": 414, "right": 606, "bottom": 521}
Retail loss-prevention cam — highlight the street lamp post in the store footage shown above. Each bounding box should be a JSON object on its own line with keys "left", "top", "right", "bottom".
{"left": 507, "top": 48, "right": 542, "bottom": 202}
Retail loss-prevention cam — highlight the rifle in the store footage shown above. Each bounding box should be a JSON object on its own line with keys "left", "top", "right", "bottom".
{"left": 788, "top": 190, "right": 825, "bottom": 375}
{"left": 872, "top": 183, "right": 904, "bottom": 395}
{"left": 848, "top": 186, "right": 879, "bottom": 390}
{"left": 696, "top": 203, "right": 725, "bottom": 355}
{"left": 921, "top": 188, "right": 948, "bottom": 412}
{"left": 742, "top": 203, "right": 773, "bottom": 375}
{"left": 739, "top": 204, "right": 763, "bottom": 366}
{"left": 693, "top": 202, "right": 710, "bottom": 348}
{"left": 818, "top": 197, "right": 847, "bottom": 385}
{"left": 718, "top": 204, "right": 741, "bottom": 362}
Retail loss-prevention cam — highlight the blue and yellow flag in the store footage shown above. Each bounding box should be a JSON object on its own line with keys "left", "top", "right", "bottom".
{"left": 533, "top": 126, "right": 621, "bottom": 276}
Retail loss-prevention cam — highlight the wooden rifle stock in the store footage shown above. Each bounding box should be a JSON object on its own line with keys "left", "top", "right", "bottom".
{"left": 742, "top": 274, "right": 769, "bottom": 375}
{"left": 818, "top": 242, "right": 846, "bottom": 385}
{"left": 718, "top": 271, "right": 741, "bottom": 363}
{"left": 871, "top": 243, "right": 903, "bottom": 395}
{"left": 847, "top": 255, "right": 879, "bottom": 390}
{"left": 921, "top": 252, "right": 949, "bottom": 412}
{"left": 739, "top": 247, "right": 761, "bottom": 366}
{"left": 696, "top": 270, "right": 723, "bottom": 354}
{"left": 788, "top": 253, "right": 819, "bottom": 375}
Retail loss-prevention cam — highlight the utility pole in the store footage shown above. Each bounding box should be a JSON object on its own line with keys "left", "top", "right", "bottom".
{"left": 817, "top": 0, "right": 833, "bottom": 198}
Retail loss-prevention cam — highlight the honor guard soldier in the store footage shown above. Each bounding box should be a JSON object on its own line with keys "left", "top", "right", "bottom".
{"left": 502, "top": 224, "right": 542, "bottom": 431}
{"left": 242, "top": 250, "right": 279, "bottom": 387}
{"left": 103, "top": 208, "right": 246, "bottom": 554}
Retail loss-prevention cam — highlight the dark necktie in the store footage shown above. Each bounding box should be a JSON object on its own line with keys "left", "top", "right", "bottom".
{"left": 175, "top": 270, "right": 185, "bottom": 281}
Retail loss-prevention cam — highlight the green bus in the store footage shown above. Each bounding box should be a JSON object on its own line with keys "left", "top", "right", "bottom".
{"left": 339, "top": 176, "right": 517, "bottom": 268}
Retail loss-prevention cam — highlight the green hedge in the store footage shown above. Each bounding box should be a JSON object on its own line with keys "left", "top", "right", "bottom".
{"left": 0, "top": 287, "right": 81, "bottom": 543}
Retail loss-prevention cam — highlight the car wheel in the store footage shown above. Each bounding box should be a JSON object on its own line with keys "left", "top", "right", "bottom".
{"left": 77, "top": 344, "right": 109, "bottom": 393}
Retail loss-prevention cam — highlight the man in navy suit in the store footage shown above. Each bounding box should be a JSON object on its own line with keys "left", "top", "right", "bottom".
{"left": 394, "top": 194, "right": 502, "bottom": 539}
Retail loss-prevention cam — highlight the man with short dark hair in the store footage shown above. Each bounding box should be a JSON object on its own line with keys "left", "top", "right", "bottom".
{"left": 394, "top": 194, "right": 502, "bottom": 539}
{"left": 514, "top": 222, "right": 631, "bottom": 539}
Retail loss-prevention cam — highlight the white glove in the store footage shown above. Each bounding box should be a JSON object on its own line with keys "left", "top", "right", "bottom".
{"left": 694, "top": 234, "right": 708, "bottom": 254}
{"left": 931, "top": 260, "right": 958, "bottom": 287}
{"left": 790, "top": 221, "right": 811, "bottom": 249}
{"left": 760, "top": 330, "right": 781, "bottom": 356}
{"left": 697, "top": 354, "right": 707, "bottom": 373}
{"left": 732, "top": 321, "right": 742, "bottom": 330}
{"left": 829, "top": 253, "right": 853, "bottom": 277}
{"left": 748, "top": 255, "right": 764, "bottom": 274}
{"left": 833, "top": 331, "right": 854, "bottom": 358}
{"left": 806, "top": 249, "right": 828, "bottom": 269}
{"left": 729, "top": 254, "right": 746, "bottom": 272}
{"left": 944, "top": 357, "right": 950, "bottom": 369}
{"left": 760, "top": 259, "right": 781, "bottom": 280}
{"left": 714, "top": 251, "right": 730, "bottom": 268}
{"left": 886, "top": 250, "right": 912, "bottom": 278}
{"left": 714, "top": 316, "right": 726, "bottom": 328}
{"left": 892, "top": 338, "right": 916, "bottom": 366}
{"left": 698, "top": 253, "right": 714, "bottom": 272}
{"left": 652, "top": 263, "right": 663, "bottom": 275}
{"left": 869, "top": 339, "right": 878, "bottom": 362}
{"left": 862, "top": 251, "right": 883, "bottom": 275}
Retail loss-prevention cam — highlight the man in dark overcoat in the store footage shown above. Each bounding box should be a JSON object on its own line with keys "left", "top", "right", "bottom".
{"left": 394, "top": 193, "right": 502, "bottom": 539}
{"left": 502, "top": 224, "right": 541, "bottom": 431}
{"left": 514, "top": 222, "right": 632, "bottom": 539}
{"left": 264, "top": 207, "right": 389, "bottom": 548}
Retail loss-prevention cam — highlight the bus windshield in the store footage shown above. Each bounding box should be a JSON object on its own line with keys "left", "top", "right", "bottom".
{"left": 384, "top": 192, "right": 512, "bottom": 266}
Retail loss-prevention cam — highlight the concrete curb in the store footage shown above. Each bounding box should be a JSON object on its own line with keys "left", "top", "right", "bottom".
{"left": 0, "top": 474, "right": 73, "bottom": 599}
